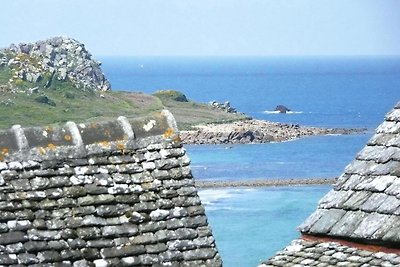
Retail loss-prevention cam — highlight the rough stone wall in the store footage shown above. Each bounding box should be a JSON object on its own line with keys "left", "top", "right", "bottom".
{"left": 0, "top": 110, "right": 221, "bottom": 267}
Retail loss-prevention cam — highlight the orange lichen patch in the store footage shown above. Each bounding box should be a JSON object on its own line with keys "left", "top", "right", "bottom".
{"left": 45, "top": 126, "right": 54, "bottom": 133}
{"left": 1, "top": 148, "right": 9, "bottom": 156}
{"left": 163, "top": 128, "right": 174, "bottom": 139}
{"left": 173, "top": 135, "right": 182, "bottom": 143}
{"left": 47, "top": 143, "right": 56, "bottom": 151}
{"left": 116, "top": 142, "right": 125, "bottom": 152}
{"left": 64, "top": 134, "right": 72, "bottom": 142}
{"left": 302, "top": 234, "right": 400, "bottom": 255}
{"left": 90, "top": 123, "right": 98, "bottom": 129}
{"left": 98, "top": 141, "right": 111, "bottom": 148}
{"left": 39, "top": 147, "right": 46, "bottom": 155}
{"left": 0, "top": 155, "right": 3, "bottom": 161}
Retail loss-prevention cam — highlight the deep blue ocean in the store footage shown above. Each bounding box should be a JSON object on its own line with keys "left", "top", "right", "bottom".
{"left": 100, "top": 56, "right": 400, "bottom": 267}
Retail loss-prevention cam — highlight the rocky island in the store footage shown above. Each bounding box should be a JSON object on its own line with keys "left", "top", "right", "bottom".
{"left": 180, "top": 119, "right": 365, "bottom": 144}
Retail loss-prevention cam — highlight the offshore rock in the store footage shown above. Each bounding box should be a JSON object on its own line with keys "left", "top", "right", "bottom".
{"left": 275, "top": 105, "right": 291, "bottom": 113}
{"left": 0, "top": 36, "right": 111, "bottom": 91}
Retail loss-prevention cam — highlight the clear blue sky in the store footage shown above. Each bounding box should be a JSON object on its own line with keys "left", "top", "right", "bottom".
{"left": 1, "top": 0, "right": 400, "bottom": 56}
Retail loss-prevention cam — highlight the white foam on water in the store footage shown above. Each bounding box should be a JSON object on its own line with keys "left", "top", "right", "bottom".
{"left": 198, "top": 189, "right": 234, "bottom": 206}
{"left": 263, "top": 110, "right": 304, "bottom": 114}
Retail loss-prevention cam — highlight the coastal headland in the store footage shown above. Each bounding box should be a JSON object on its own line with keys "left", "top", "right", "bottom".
{"left": 0, "top": 37, "right": 365, "bottom": 145}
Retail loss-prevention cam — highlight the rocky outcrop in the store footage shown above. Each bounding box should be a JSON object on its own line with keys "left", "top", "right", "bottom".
{"left": 0, "top": 36, "right": 110, "bottom": 91}
{"left": 208, "top": 101, "right": 238, "bottom": 114}
{"left": 180, "top": 119, "right": 365, "bottom": 144}
{"left": 275, "top": 105, "right": 290, "bottom": 113}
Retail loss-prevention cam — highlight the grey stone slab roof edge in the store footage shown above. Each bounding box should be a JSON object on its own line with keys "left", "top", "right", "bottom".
{"left": 0, "top": 109, "right": 180, "bottom": 162}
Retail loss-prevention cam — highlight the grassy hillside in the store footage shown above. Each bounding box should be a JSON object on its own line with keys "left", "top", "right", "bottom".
{"left": 0, "top": 67, "right": 247, "bottom": 130}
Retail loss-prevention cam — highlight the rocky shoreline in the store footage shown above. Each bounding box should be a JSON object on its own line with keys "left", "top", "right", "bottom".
{"left": 180, "top": 119, "right": 366, "bottom": 144}
{"left": 195, "top": 178, "right": 336, "bottom": 188}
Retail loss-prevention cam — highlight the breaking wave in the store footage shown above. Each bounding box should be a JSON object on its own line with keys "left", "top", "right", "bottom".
{"left": 263, "top": 110, "right": 304, "bottom": 114}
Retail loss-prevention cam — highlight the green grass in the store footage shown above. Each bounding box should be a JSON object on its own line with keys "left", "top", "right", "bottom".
{"left": 0, "top": 67, "right": 247, "bottom": 130}
{"left": 153, "top": 91, "right": 249, "bottom": 130}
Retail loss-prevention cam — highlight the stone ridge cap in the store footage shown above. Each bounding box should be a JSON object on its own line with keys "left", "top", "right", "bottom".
{"left": 302, "top": 234, "right": 400, "bottom": 253}
{"left": 0, "top": 109, "right": 179, "bottom": 161}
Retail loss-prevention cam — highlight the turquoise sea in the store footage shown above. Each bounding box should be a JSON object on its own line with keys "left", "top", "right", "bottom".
{"left": 101, "top": 56, "right": 400, "bottom": 266}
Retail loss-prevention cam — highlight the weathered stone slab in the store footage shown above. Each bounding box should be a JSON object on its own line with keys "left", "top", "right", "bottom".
{"left": 318, "top": 190, "right": 353, "bottom": 209}
{"left": 360, "top": 193, "right": 389, "bottom": 212}
{"left": 329, "top": 210, "right": 368, "bottom": 237}
{"left": 308, "top": 209, "right": 347, "bottom": 235}
{"left": 342, "top": 191, "right": 372, "bottom": 210}
{"left": 352, "top": 213, "right": 390, "bottom": 239}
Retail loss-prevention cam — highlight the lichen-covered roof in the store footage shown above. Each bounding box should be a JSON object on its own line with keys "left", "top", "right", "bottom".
{"left": 260, "top": 101, "right": 400, "bottom": 267}
{"left": 299, "top": 102, "right": 400, "bottom": 245}
{"left": 260, "top": 239, "right": 400, "bottom": 267}
{"left": 0, "top": 110, "right": 222, "bottom": 266}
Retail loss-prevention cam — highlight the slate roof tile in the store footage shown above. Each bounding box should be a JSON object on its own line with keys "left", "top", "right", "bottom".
{"left": 376, "top": 121, "right": 400, "bottom": 134}
{"left": 318, "top": 190, "right": 353, "bottom": 209}
{"left": 297, "top": 209, "right": 327, "bottom": 233}
{"left": 371, "top": 215, "right": 398, "bottom": 240}
{"left": 376, "top": 195, "right": 400, "bottom": 214}
{"left": 385, "top": 109, "right": 400, "bottom": 122}
{"left": 342, "top": 191, "right": 372, "bottom": 210}
{"left": 382, "top": 219, "right": 400, "bottom": 242}
{"left": 259, "top": 239, "right": 400, "bottom": 267}
{"left": 351, "top": 213, "right": 390, "bottom": 239}
{"left": 384, "top": 178, "right": 400, "bottom": 196}
{"left": 368, "top": 133, "right": 395, "bottom": 146}
{"left": 308, "top": 209, "right": 347, "bottom": 235}
{"left": 360, "top": 193, "right": 388, "bottom": 212}
{"left": 329, "top": 211, "right": 368, "bottom": 237}
{"left": 338, "top": 175, "right": 368, "bottom": 190}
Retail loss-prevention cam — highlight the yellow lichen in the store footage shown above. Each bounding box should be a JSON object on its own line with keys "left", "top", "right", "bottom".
{"left": 45, "top": 126, "right": 54, "bottom": 133}
{"left": 173, "top": 135, "right": 182, "bottom": 143}
{"left": 64, "top": 134, "right": 72, "bottom": 142}
{"left": 99, "top": 141, "right": 110, "bottom": 148}
{"left": 116, "top": 142, "right": 125, "bottom": 151}
{"left": 163, "top": 128, "right": 174, "bottom": 139}
{"left": 90, "top": 123, "right": 98, "bottom": 129}
{"left": 15, "top": 79, "right": 24, "bottom": 85}
{"left": 0, "top": 156, "right": 3, "bottom": 161}
{"left": 1, "top": 148, "right": 9, "bottom": 156}
{"left": 39, "top": 147, "right": 46, "bottom": 155}
{"left": 47, "top": 143, "right": 56, "bottom": 151}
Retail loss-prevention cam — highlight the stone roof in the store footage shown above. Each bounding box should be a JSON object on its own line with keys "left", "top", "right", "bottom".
{"left": 0, "top": 110, "right": 222, "bottom": 266}
{"left": 260, "top": 239, "right": 400, "bottom": 267}
{"left": 260, "top": 102, "right": 400, "bottom": 267}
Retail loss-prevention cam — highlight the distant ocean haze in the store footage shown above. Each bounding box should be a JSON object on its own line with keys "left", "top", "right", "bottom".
{"left": 101, "top": 56, "right": 400, "bottom": 267}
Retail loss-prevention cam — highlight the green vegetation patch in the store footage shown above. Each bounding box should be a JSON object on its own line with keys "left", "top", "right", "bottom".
{"left": 0, "top": 66, "right": 247, "bottom": 130}
{"left": 152, "top": 90, "right": 249, "bottom": 130}
{"left": 0, "top": 72, "right": 164, "bottom": 129}
{"left": 153, "top": 90, "right": 188, "bottom": 102}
